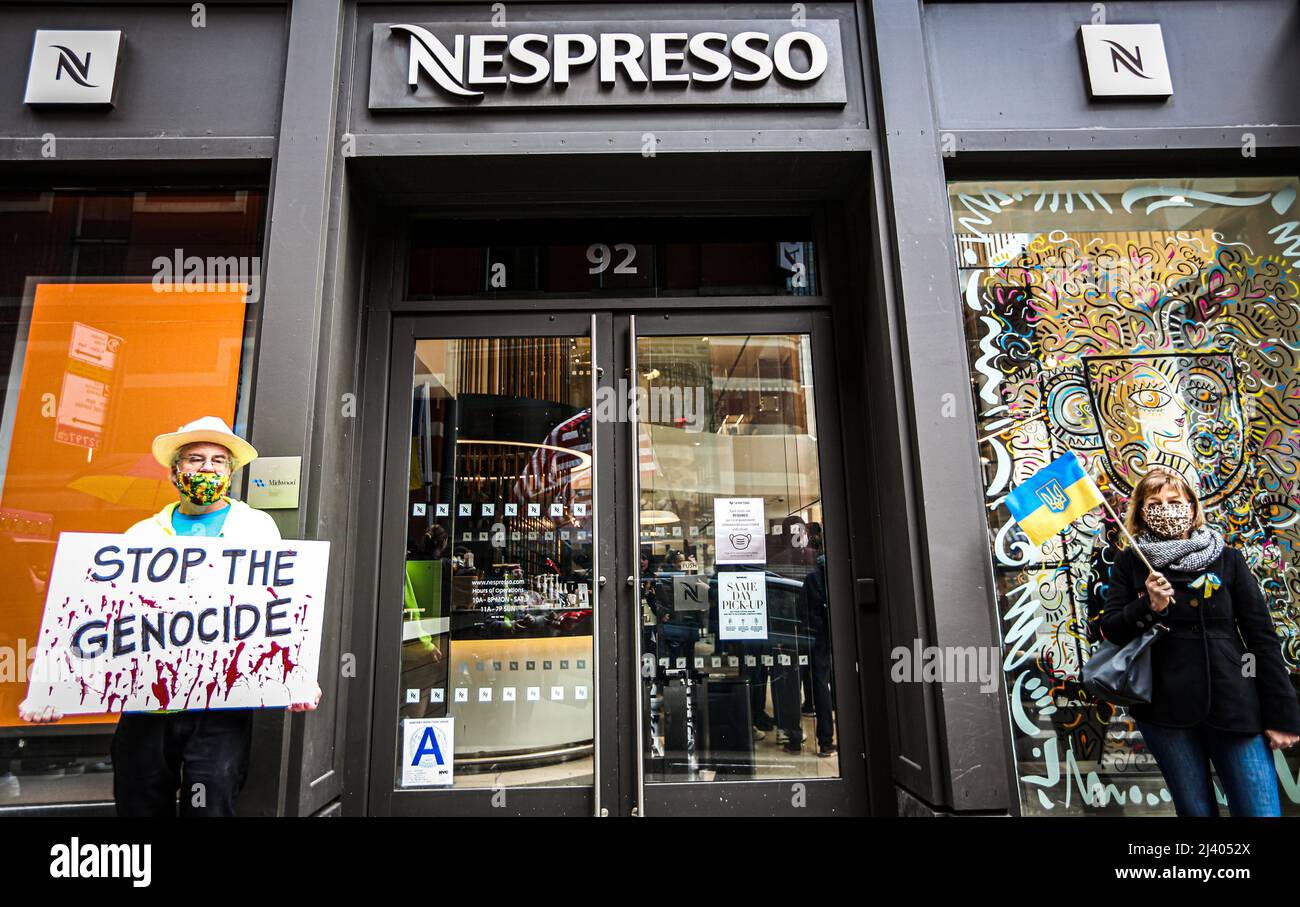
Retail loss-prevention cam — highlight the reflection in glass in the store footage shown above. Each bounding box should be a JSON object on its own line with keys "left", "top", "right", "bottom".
{"left": 637, "top": 334, "right": 839, "bottom": 783}
{"left": 396, "top": 337, "right": 595, "bottom": 790}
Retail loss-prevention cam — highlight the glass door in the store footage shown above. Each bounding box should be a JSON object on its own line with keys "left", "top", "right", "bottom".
{"left": 624, "top": 310, "right": 868, "bottom": 815}
{"left": 371, "top": 313, "right": 616, "bottom": 816}
{"left": 371, "top": 308, "right": 869, "bottom": 816}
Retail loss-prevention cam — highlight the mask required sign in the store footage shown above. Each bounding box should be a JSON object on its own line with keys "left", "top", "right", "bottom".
{"left": 368, "top": 19, "right": 848, "bottom": 110}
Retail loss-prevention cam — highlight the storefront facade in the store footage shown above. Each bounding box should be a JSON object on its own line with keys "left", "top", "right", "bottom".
{"left": 1, "top": 0, "right": 1297, "bottom": 817}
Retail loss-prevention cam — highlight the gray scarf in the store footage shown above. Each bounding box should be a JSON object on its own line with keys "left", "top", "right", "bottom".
{"left": 1135, "top": 527, "right": 1225, "bottom": 573}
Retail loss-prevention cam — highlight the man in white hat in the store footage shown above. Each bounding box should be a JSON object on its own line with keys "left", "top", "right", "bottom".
{"left": 128, "top": 415, "right": 277, "bottom": 539}
{"left": 20, "top": 416, "right": 322, "bottom": 816}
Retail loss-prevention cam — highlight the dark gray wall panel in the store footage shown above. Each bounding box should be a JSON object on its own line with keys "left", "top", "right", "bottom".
{"left": 240, "top": 0, "right": 345, "bottom": 817}
{"left": 926, "top": 0, "right": 1300, "bottom": 132}
{"left": 870, "top": 0, "right": 1015, "bottom": 811}
{"left": 0, "top": 3, "right": 287, "bottom": 141}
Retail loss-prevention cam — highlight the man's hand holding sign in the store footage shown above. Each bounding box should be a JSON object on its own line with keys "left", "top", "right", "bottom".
{"left": 18, "top": 416, "right": 328, "bottom": 817}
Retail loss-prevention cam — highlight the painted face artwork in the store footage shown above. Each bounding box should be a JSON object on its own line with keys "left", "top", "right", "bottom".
{"left": 1086, "top": 356, "right": 1203, "bottom": 496}
{"left": 1143, "top": 501, "right": 1193, "bottom": 539}
{"left": 175, "top": 469, "right": 230, "bottom": 505}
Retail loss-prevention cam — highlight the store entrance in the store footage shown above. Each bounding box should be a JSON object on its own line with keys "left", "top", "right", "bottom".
{"left": 368, "top": 308, "right": 868, "bottom": 816}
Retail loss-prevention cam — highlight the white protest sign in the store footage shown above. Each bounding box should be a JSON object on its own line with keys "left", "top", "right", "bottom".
{"left": 402, "top": 717, "right": 455, "bottom": 787}
{"left": 714, "top": 497, "right": 766, "bottom": 564}
{"left": 718, "top": 571, "right": 768, "bottom": 640}
{"left": 23, "top": 532, "right": 329, "bottom": 714}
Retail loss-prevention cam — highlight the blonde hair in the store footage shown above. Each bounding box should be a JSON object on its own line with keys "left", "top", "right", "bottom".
{"left": 1122, "top": 468, "right": 1206, "bottom": 545}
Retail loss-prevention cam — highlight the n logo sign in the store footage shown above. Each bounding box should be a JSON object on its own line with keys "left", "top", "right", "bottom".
{"left": 1079, "top": 24, "right": 1172, "bottom": 98}
{"left": 53, "top": 46, "right": 97, "bottom": 87}
{"left": 25, "top": 30, "right": 122, "bottom": 106}
{"left": 1100, "top": 40, "right": 1150, "bottom": 80}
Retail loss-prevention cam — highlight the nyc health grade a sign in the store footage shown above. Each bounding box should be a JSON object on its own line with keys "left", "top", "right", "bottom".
{"left": 23, "top": 533, "right": 329, "bottom": 713}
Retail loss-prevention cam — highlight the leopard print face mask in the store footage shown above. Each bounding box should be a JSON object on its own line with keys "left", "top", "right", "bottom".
{"left": 1143, "top": 501, "right": 1193, "bottom": 539}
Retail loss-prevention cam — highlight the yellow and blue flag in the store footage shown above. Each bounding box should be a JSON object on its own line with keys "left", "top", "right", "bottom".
{"left": 1005, "top": 452, "right": 1105, "bottom": 546}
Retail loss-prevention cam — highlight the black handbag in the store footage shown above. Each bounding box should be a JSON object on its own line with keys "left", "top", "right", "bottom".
{"left": 1082, "top": 623, "right": 1166, "bottom": 706}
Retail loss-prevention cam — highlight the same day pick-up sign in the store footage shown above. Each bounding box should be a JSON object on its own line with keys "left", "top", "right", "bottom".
{"left": 23, "top": 533, "right": 329, "bottom": 714}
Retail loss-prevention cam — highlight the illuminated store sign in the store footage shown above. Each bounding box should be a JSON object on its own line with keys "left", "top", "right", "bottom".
{"left": 369, "top": 20, "right": 847, "bottom": 110}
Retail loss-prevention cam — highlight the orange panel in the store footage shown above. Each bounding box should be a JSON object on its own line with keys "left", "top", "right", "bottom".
{"left": 0, "top": 282, "right": 248, "bottom": 727}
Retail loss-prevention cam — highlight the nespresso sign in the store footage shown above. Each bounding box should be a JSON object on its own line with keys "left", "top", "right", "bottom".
{"left": 368, "top": 20, "right": 847, "bottom": 110}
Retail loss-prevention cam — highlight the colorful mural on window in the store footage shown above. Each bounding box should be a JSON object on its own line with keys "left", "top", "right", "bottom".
{"left": 949, "top": 177, "right": 1300, "bottom": 815}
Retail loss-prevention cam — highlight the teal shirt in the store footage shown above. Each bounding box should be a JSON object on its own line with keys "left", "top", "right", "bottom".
{"left": 170, "top": 503, "right": 231, "bottom": 537}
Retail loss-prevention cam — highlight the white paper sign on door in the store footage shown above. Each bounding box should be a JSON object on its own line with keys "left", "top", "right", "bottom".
{"left": 402, "top": 717, "right": 455, "bottom": 787}
{"left": 718, "top": 571, "right": 768, "bottom": 640}
{"left": 714, "top": 497, "right": 766, "bottom": 564}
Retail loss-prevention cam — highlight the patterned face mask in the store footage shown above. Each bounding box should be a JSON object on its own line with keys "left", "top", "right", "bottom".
{"left": 175, "top": 470, "right": 231, "bottom": 506}
{"left": 1143, "top": 501, "right": 1193, "bottom": 539}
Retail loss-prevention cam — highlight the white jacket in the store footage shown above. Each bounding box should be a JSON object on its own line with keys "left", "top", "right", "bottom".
{"left": 125, "top": 496, "right": 282, "bottom": 540}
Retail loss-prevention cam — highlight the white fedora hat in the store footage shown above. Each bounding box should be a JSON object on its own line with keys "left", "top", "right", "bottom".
{"left": 151, "top": 416, "right": 258, "bottom": 471}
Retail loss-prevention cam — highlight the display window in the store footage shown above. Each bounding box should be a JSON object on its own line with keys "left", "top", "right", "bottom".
{"left": 0, "top": 189, "right": 267, "bottom": 805}
{"left": 949, "top": 176, "right": 1300, "bottom": 815}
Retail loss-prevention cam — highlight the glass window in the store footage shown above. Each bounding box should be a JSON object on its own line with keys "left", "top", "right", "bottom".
{"left": 948, "top": 176, "right": 1300, "bottom": 815}
{"left": 0, "top": 189, "right": 267, "bottom": 806}
{"left": 397, "top": 336, "right": 595, "bottom": 790}
{"left": 637, "top": 333, "right": 839, "bottom": 781}
{"left": 407, "top": 217, "right": 818, "bottom": 299}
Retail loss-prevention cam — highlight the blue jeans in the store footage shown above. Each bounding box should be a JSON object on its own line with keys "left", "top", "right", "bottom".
{"left": 1134, "top": 719, "right": 1281, "bottom": 817}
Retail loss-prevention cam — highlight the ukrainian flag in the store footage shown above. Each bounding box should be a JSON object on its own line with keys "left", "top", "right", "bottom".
{"left": 1005, "top": 452, "right": 1105, "bottom": 546}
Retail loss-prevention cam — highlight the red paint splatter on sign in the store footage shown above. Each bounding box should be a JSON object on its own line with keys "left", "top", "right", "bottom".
{"left": 251, "top": 642, "right": 297, "bottom": 682}
{"left": 222, "top": 641, "right": 247, "bottom": 696}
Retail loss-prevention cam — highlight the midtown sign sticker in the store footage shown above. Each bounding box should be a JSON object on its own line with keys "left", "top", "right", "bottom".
{"left": 369, "top": 19, "right": 848, "bottom": 110}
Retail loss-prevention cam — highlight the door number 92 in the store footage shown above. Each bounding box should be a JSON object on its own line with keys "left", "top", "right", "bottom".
{"left": 587, "top": 243, "right": 638, "bottom": 275}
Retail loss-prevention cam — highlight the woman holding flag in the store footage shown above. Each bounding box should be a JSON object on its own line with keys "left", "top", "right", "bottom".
{"left": 1099, "top": 467, "right": 1300, "bottom": 816}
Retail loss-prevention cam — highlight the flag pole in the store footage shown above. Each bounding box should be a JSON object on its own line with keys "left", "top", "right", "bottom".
{"left": 1098, "top": 493, "right": 1155, "bottom": 574}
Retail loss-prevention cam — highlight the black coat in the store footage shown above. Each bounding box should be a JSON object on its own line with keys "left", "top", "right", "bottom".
{"left": 1101, "top": 544, "right": 1300, "bottom": 734}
